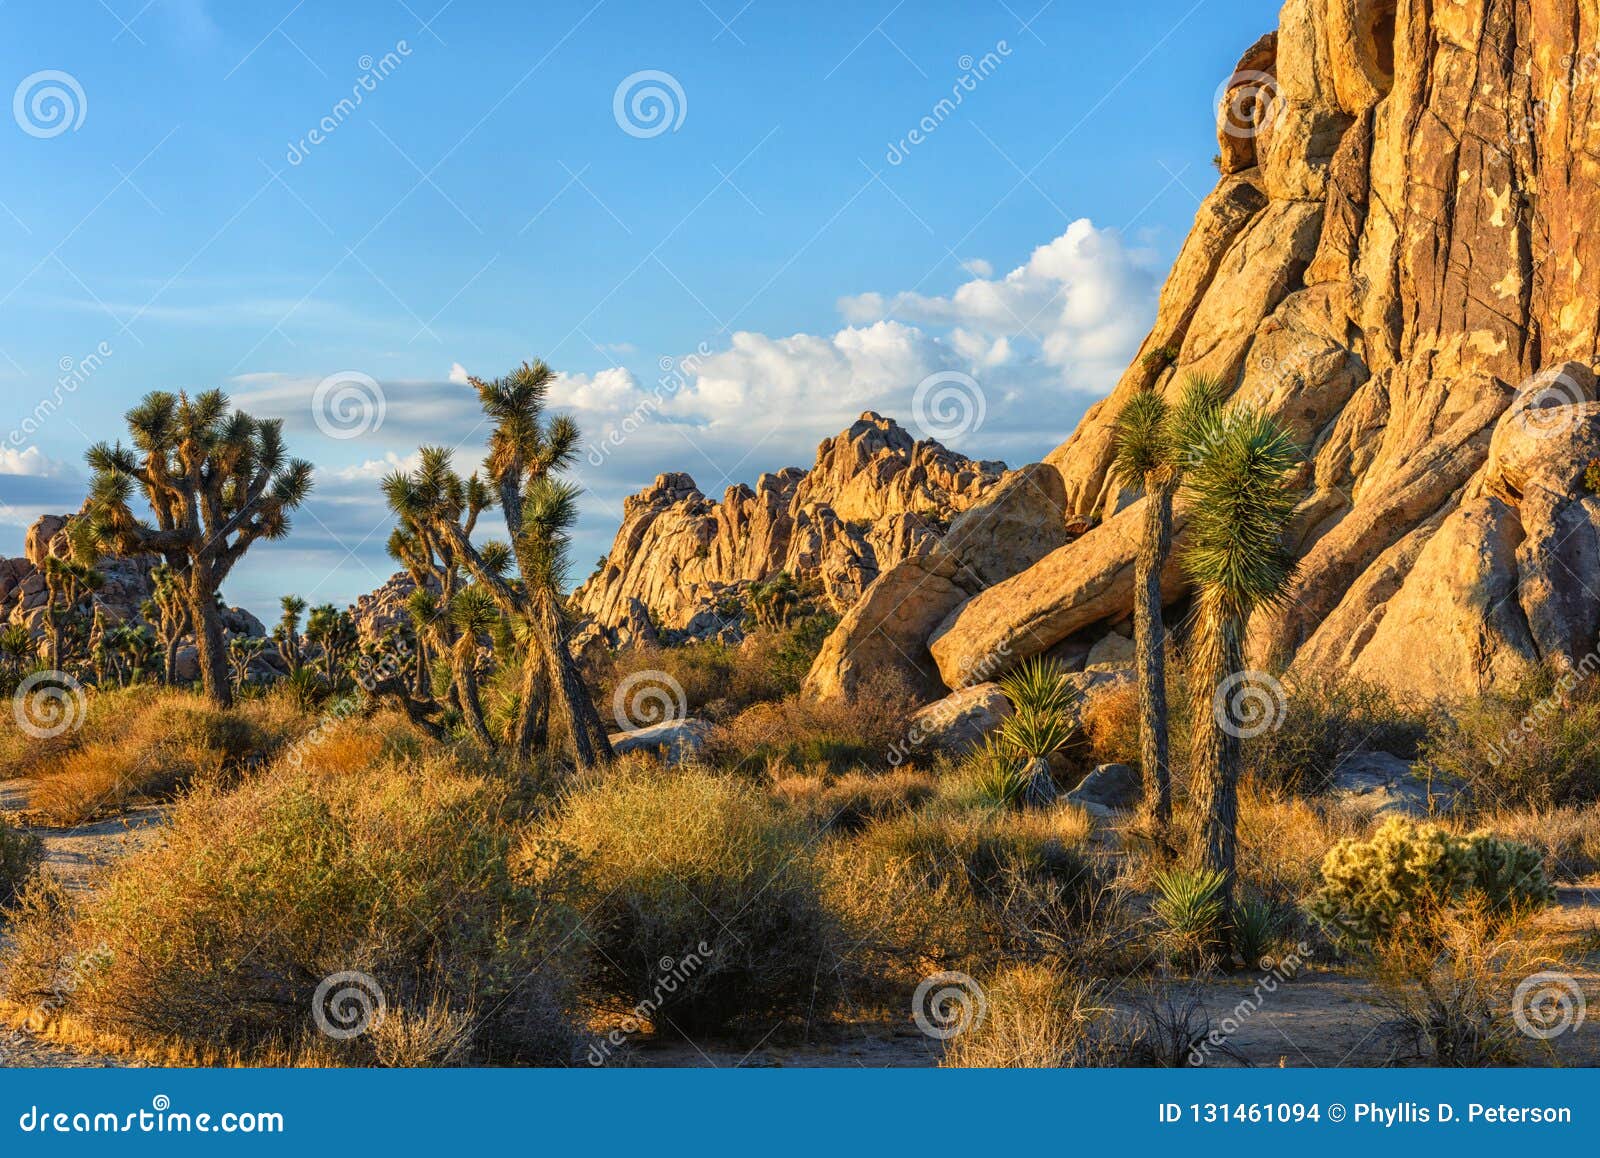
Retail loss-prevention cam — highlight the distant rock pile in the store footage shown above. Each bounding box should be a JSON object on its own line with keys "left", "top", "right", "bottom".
{"left": 570, "top": 412, "right": 1068, "bottom": 650}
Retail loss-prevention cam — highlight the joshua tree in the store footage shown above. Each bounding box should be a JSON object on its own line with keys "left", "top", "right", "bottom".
{"left": 305, "top": 603, "right": 357, "bottom": 689}
{"left": 404, "top": 363, "right": 612, "bottom": 770}
{"left": 382, "top": 452, "right": 496, "bottom": 733}
{"left": 228, "top": 635, "right": 266, "bottom": 693}
{"left": 86, "top": 390, "right": 313, "bottom": 707}
{"left": 40, "top": 519, "right": 104, "bottom": 670}
{"left": 1181, "top": 405, "right": 1302, "bottom": 944}
{"left": 449, "top": 586, "right": 499, "bottom": 747}
{"left": 274, "top": 595, "right": 307, "bottom": 676}
{"left": 0, "top": 624, "right": 33, "bottom": 686}
{"left": 748, "top": 571, "right": 800, "bottom": 630}
{"left": 1109, "top": 374, "right": 1224, "bottom": 836}
{"left": 140, "top": 564, "right": 191, "bottom": 686}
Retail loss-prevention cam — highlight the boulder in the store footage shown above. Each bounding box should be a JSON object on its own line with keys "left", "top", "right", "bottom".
{"left": 899, "top": 682, "right": 1011, "bottom": 758}
{"left": 1329, "top": 751, "right": 1455, "bottom": 819}
{"left": 802, "top": 551, "right": 968, "bottom": 701}
{"left": 1065, "top": 763, "right": 1141, "bottom": 812}
{"left": 608, "top": 718, "right": 712, "bottom": 765}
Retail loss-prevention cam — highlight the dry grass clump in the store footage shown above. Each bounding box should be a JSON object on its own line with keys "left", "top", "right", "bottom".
{"left": 1080, "top": 680, "right": 1140, "bottom": 767}
{"left": 708, "top": 671, "right": 917, "bottom": 775}
{"left": 940, "top": 962, "right": 1111, "bottom": 1068}
{"left": 1244, "top": 675, "right": 1426, "bottom": 794}
{"left": 20, "top": 688, "right": 312, "bottom": 825}
{"left": 534, "top": 763, "right": 838, "bottom": 1035}
{"left": 1370, "top": 905, "right": 1563, "bottom": 1066}
{"left": 5, "top": 732, "right": 588, "bottom": 1066}
{"left": 1479, "top": 804, "right": 1600, "bottom": 882}
{"left": 822, "top": 804, "right": 1133, "bottom": 997}
{"left": 769, "top": 767, "right": 937, "bottom": 832}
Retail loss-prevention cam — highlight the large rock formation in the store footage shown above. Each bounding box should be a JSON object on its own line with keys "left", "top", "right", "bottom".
{"left": 571, "top": 412, "right": 1017, "bottom": 636}
{"left": 917, "top": 0, "right": 1600, "bottom": 704}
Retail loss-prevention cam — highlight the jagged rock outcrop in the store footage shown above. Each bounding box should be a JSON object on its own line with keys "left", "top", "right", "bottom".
{"left": 572, "top": 412, "right": 1011, "bottom": 638}
{"left": 915, "top": 0, "right": 1600, "bottom": 704}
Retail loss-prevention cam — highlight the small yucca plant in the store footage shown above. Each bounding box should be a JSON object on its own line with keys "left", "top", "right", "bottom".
{"left": 1231, "top": 894, "right": 1285, "bottom": 970}
{"left": 965, "top": 736, "right": 1029, "bottom": 809}
{"left": 995, "top": 658, "right": 1080, "bottom": 806}
{"left": 1152, "top": 867, "right": 1226, "bottom": 968}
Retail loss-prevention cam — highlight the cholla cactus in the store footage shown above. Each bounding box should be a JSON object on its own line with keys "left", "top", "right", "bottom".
{"left": 1308, "top": 816, "right": 1554, "bottom": 948}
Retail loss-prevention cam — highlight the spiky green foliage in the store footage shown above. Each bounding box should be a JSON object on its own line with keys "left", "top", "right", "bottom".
{"left": 84, "top": 389, "right": 313, "bottom": 705}
{"left": 1152, "top": 867, "right": 1226, "bottom": 966}
{"left": 998, "top": 657, "right": 1076, "bottom": 719}
{"left": 1307, "top": 817, "right": 1555, "bottom": 949}
{"left": 1180, "top": 407, "right": 1302, "bottom": 619}
{"left": 274, "top": 594, "right": 308, "bottom": 676}
{"left": 963, "top": 736, "right": 1030, "bottom": 809}
{"left": 305, "top": 603, "right": 357, "bottom": 689}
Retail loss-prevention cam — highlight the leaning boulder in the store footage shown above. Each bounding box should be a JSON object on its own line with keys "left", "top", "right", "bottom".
{"left": 897, "top": 682, "right": 1011, "bottom": 759}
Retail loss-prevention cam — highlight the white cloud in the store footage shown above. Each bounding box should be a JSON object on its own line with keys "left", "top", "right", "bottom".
{"left": 960, "top": 257, "right": 994, "bottom": 278}
{"left": 448, "top": 362, "right": 470, "bottom": 385}
{"left": 0, "top": 446, "right": 68, "bottom": 477}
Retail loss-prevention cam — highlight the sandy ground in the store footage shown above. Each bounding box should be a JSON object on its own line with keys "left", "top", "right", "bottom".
{"left": 2, "top": 777, "right": 1596, "bottom": 1069}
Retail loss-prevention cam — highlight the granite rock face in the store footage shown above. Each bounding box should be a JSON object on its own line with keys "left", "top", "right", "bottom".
{"left": 925, "top": 0, "right": 1600, "bottom": 703}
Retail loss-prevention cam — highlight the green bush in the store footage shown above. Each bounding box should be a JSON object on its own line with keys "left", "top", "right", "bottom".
{"left": 538, "top": 765, "right": 838, "bottom": 1034}
{"left": 1424, "top": 666, "right": 1600, "bottom": 807}
{"left": 1307, "top": 817, "right": 1555, "bottom": 948}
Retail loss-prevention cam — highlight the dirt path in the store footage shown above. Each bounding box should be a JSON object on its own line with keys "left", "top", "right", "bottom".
{"left": 1, "top": 779, "right": 163, "bottom": 1068}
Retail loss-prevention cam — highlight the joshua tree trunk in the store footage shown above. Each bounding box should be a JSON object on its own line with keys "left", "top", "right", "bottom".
{"left": 1190, "top": 598, "right": 1244, "bottom": 954}
{"left": 1135, "top": 474, "right": 1177, "bottom": 833}
{"left": 411, "top": 636, "right": 431, "bottom": 700}
{"left": 511, "top": 648, "right": 551, "bottom": 761}
{"left": 452, "top": 632, "right": 493, "bottom": 747}
{"left": 540, "top": 609, "right": 613, "bottom": 771}
{"left": 189, "top": 575, "right": 232, "bottom": 708}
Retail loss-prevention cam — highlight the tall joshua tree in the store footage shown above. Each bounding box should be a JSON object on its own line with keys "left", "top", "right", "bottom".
{"left": 1182, "top": 405, "right": 1301, "bottom": 943}
{"left": 1109, "top": 374, "right": 1224, "bottom": 836}
{"left": 40, "top": 519, "right": 104, "bottom": 669}
{"left": 409, "top": 363, "right": 611, "bottom": 769}
{"left": 87, "top": 390, "right": 313, "bottom": 707}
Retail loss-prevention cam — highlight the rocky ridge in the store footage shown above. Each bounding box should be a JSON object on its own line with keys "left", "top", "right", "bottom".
{"left": 570, "top": 412, "right": 1071, "bottom": 650}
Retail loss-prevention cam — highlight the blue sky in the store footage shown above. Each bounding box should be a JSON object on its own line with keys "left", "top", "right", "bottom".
{"left": 0, "top": 0, "right": 1281, "bottom": 618}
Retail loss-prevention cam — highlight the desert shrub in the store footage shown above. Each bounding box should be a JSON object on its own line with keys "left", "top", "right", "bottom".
{"left": 5, "top": 740, "right": 587, "bottom": 1065}
{"left": 1425, "top": 666, "right": 1600, "bottom": 807}
{"left": 769, "top": 767, "right": 936, "bottom": 832}
{"left": 1243, "top": 675, "right": 1425, "bottom": 794}
{"left": 19, "top": 689, "right": 310, "bottom": 824}
{"left": 1080, "top": 680, "right": 1140, "bottom": 767}
{"left": 1307, "top": 817, "right": 1555, "bottom": 950}
{"left": 594, "top": 614, "right": 840, "bottom": 725}
{"left": 940, "top": 963, "right": 1109, "bottom": 1068}
{"left": 1234, "top": 783, "right": 1365, "bottom": 904}
{"left": 709, "top": 670, "right": 916, "bottom": 775}
{"left": 1231, "top": 893, "right": 1288, "bottom": 970}
{"left": 537, "top": 765, "right": 838, "bottom": 1034}
{"left": 0, "top": 819, "right": 42, "bottom": 910}
{"left": 822, "top": 805, "right": 1129, "bottom": 992}
{"left": 1372, "top": 905, "right": 1559, "bottom": 1066}
{"left": 1481, "top": 804, "right": 1600, "bottom": 882}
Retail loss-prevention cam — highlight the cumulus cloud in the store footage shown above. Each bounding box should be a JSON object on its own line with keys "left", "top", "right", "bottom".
{"left": 448, "top": 362, "right": 470, "bottom": 385}
{"left": 0, "top": 446, "right": 69, "bottom": 477}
